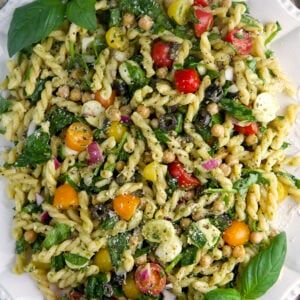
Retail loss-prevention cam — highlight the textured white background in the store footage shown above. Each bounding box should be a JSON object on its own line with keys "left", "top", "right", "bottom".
{"left": 1, "top": 0, "right": 300, "bottom": 299}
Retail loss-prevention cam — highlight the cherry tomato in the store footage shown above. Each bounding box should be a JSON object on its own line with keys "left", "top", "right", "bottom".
{"left": 53, "top": 183, "right": 79, "bottom": 210}
{"left": 151, "top": 41, "right": 174, "bottom": 68}
{"left": 194, "top": 0, "right": 209, "bottom": 6}
{"left": 113, "top": 194, "right": 140, "bottom": 221}
{"left": 226, "top": 28, "right": 253, "bottom": 55}
{"left": 135, "top": 263, "right": 167, "bottom": 296}
{"left": 223, "top": 220, "right": 250, "bottom": 246}
{"left": 66, "top": 122, "right": 93, "bottom": 152}
{"left": 174, "top": 69, "right": 201, "bottom": 94}
{"left": 234, "top": 122, "right": 258, "bottom": 136}
{"left": 168, "top": 160, "right": 201, "bottom": 188}
{"left": 95, "top": 90, "right": 116, "bottom": 109}
{"left": 193, "top": 8, "right": 213, "bottom": 37}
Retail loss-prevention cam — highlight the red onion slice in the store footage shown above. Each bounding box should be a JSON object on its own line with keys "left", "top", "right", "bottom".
{"left": 202, "top": 159, "right": 220, "bottom": 170}
{"left": 121, "top": 115, "right": 132, "bottom": 124}
{"left": 54, "top": 158, "right": 60, "bottom": 170}
{"left": 36, "top": 193, "right": 44, "bottom": 206}
{"left": 87, "top": 142, "right": 103, "bottom": 165}
{"left": 40, "top": 211, "right": 51, "bottom": 224}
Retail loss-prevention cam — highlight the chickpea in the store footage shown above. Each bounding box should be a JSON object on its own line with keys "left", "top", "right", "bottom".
{"left": 135, "top": 254, "right": 147, "bottom": 265}
{"left": 106, "top": 107, "right": 121, "bottom": 122}
{"left": 222, "top": 245, "right": 232, "bottom": 258}
{"left": 24, "top": 230, "right": 37, "bottom": 244}
{"left": 207, "top": 103, "right": 219, "bottom": 115}
{"left": 200, "top": 255, "right": 213, "bottom": 268}
{"left": 211, "top": 124, "right": 225, "bottom": 138}
{"left": 246, "top": 134, "right": 258, "bottom": 146}
{"left": 156, "top": 67, "right": 168, "bottom": 79}
{"left": 82, "top": 92, "right": 92, "bottom": 103}
{"left": 180, "top": 218, "right": 192, "bottom": 229}
{"left": 185, "top": 189, "right": 195, "bottom": 200}
{"left": 250, "top": 231, "right": 264, "bottom": 244}
{"left": 70, "top": 88, "right": 82, "bottom": 101}
{"left": 151, "top": 118, "right": 159, "bottom": 129}
{"left": 232, "top": 245, "right": 246, "bottom": 260}
{"left": 220, "top": 163, "right": 231, "bottom": 176}
{"left": 123, "top": 13, "right": 135, "bottom": 27}
{"left": 138, "top": 15, "right": 154, "bottom": 31}
{"left": 213, "top": 200, "right": 225, "bottom": 214}
{"left": 57, "top": 85, "right": 70, "bottom": 98}
{"left": 70, "top": 69, "right": 81, "bottom": 80}
{"left": 120, "top": 105, "right": 132, "bottom": 115}
{"left": 192, "top": 210, "right": 203, "bottom": 221}
{"left": 116, "top": 161, "right": 125, "bottom": 172}
{"left": 225, "top": 155, "right": 239, "bottom": 166}
{"left": 137, "top": 105, "right": 151, "bottom": 119}
{"left": 163, "top": 150, "right": 176, "bottom": 164}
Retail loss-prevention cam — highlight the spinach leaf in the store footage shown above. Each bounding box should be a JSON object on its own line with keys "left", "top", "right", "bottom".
{"left": 64, "top": 253, "right": 89, "bottom": 269}
{"left": 220, "top": 98, "right": 256, "bottom": 122}
{"left": 15, "top": 130, "right": 51, "bottom": 167}
{"left": 85, "top": 274, "right": 109, "bottom": 299}
{"left": 187, "top": 223, "right": 207, "bottom": 248}
{"left": 181, "top": 246, "right": 198, "bottom": 266}
{"left": 237, "top": 232, "right": 287, "bottom": 299}
{"left": 66, "top": 0, "right": 97, "bottom": 31}
{"left": 107, "top": 233, "right": 129, "bottom": 269}
{"left": 22, "top": 203, "right": 43, "bottom": 214}
{"left": 154, "top": 128, "right": 169, "bottom": 144}
{"left": 0, "top": 96, "right": 12, "bottom": 114}
{"left": 265, "top": 22, "right": 282, "bottom": 45}
{"left": 205, "top": 288, "right": 241, "bottom": 300}
{"left": 48, "top": 108, "right": 75, "bottom": 135}
{"left": 109, "top": 8, "right": 121, "bottom": 27}
{"left": 233, "top": 173, "right": 259, "bottom": 195}
{"left": 43, "top": 223, "right": 71, "bottom": 250}
{"left": 32, "top": 236, "right": 44, "bottom": 253}
{"left": 101, "top": 213, "right": 119, "bottom": 230}
{"left": 29, "top": 79, "right": 46, "bottom": 104}
{"left": 210, "top": 214, "right": 232, "bottom": 232}
{"left": 8, "top": 0, "right": 66, "bottom": 57}
{"left": 125, "top": 61, "right": 148, "bottom": 89}
{"left": 16, "top": 238, "right": 26, "bottom": 254}
{"left": 51, "top": 254, "right": 66, "bottom": 271}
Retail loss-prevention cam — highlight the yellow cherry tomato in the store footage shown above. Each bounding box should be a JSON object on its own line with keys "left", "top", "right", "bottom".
{"left": 277, "top": 181, "right": 288, "bottom": 203}
{"left": 106, "top": 27, "right": 128, "bottom": 50}
{"left": 168, "top": 0, "right": 192, "bottom": 25}
{"left": 53, "top": 183, "right": 79, "bottom": 210}
{"left": 66, "top": 122, "right": 93, "bottom": 152}
{"left": 143, "top": 162, "right": 159, "bottom": 182}
{"left": 107, "top": 121, "right": 127, "bottom": 143}
{"left": 94, "top": 248, "right": 113, "bottom": 272}
{"left": 113, "top": 194, "right": 140, "bottom": 221}
{"left": 223, "top": 220, "right": 250, "bottom": 246}
{"left": 122, "top": 272, "right": 141, "bottom": 299}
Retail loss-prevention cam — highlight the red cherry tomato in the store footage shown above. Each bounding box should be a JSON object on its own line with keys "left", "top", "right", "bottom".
{"left": 174, "top": 69, "right": 201, "bottom": 94}
{"left": 193, "top": 8, "right": 213, "bottom": 37}
{"left": 226, "top": 28, "right": 253, "bottom": 55}
{"left": 151, "top": 41, "right": 173, "bottom": 68}
{"left": 135, "top": 263, "right": 167, "bottom": 296}
{"left": 194, "top": 0, "right": 209, "bottom": 7}
{"left": 234, "top": 122, "right": 259, "bottom": 136}
{"left": 168, "top": 160, "right": 201, "bottom": 188}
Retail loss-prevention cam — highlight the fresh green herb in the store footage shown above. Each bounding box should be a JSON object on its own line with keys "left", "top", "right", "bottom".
{"left": 220, "top": 98, "right": 256, "bottom": 122}
{"left": 67, "top": 52, "right": 88, "bottom": 73}
{"left": 184, "top": 56, "right": 199, "bottom": 69}
{"left": 125, "top": 61, "right": 149, "bottom": 90}
{"left": 211, "top": 113, "right": 223, "bottom": 125}
{"left": 237, "top": 232, "right": 287, "bottom": 299}
{"left": 0, "top": 95, "right": 12, "bottom": 114}
{"left": 16, "top": 238, "right": 26, "bottom": 254}
{"left": 136, "top": 129, "right": 146, "bottom": 141}
{"left": 175, "top": 114, "right": 184, "bottom": 134}
{"left": 205, "top": 288, "right": 241, "bottom": 300}
{"left": 208, "top": 32, "right": 221, "bottom": 41}
{"left": 48, "top": 108, "right": 75, "bottom": 135}
{"left": 242, "top": 170, "right": 270, "bottom": 185}
{"left": 109, "top": 8, "right": 121, "bottom": 27}
{"left": 206, "top": 69, "right": 220, "bottom": 80}
{"left": 51, "top": 254, "right": 66, "bottom": 271}
{"left": 154, "top": 128, "right": 169, "bottom": 144}
{"left": 210, "top": 214, "right": 232, "bottom": 232}
{"left": 32, "top": 236, "right": 44, "bottom": 253}
{"left": 101, "top": 213, "right": 119, "bottom": 230}
{"left": 15, "top": 130, "right": 51, "bottom": 167}
{"left": 197, "top": 126, "right": 212, "bottom": 143}
{"left": 93, "top": 37, "right": 107, "bottom": 57}
{"left": 67, "top": 0, "right": 96, "bottom": 31}
{"left": 281, "top": 142, "right": 290, "bottom": 150}
{"left": 58, "top": 173, "right": 79, "bottom": 191}
{"left": 134, "top": 246, "right": 151, "bottom": 258}
{"left": 166, "top": 174, "right": 178, "bottom": 196}
{"left": 64, "top": 253, "right": 89, "bottom": 269}
{"left": 265, "top": 22, "right": 282, "bottom": 45}
{"left": 241, "top": 15, "right": 260, "bottom": 28}
{"left": 22, "top": 203, "right": 43, "bottom": 214}
{"left": 246, "top": 58, "right": 257, "bottom": 72}
{"left": 173, "top": 63, "right": 184, "bottom": 70}
{"left": 43, "top": 223, "right": 71, "bottom": 250}
{"left": 107, "top": 233, "right": 129, "bottom": 269}
{"left": 265, "top": 49, "right": 274, "bottom": 58}
{"left": 181, "top": 246, "right": 198, "bottom": 266}
{"left": 187, "top": 223, "right": 207, "bottom": 248}
{"left": 29, "top": 79, "right": 46, "bottom": 104}
{"left": 85, "top": 274, "right": 109, "bottom": 299}
{"left": 8, "top": 0, "right": 66, "bottom": 57}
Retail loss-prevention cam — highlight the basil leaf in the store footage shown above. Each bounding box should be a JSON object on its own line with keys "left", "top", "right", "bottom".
{"left": 85, "top": 274, "right": 109, "bottom": 299}
{"left": 154, "top": 128, "right": 169, "bottom": 144}
{"left": 67, "top": 0, "right": 97, "bottom": 31}
{"left": 16, "top": 238, "right": 27, "bottom": 254}
{"left": 48, "top": 108, "right": 75, "bottom": 135}
{"left": 29, "top": 79, "right": 46, "bottom": 104}
{"left": 233, "top": 173, "right": 258, "bottom": 195}
{"left": 0, "top": 96, "right": 12, "bottom": 114}
{"left": 220, "top": 98, "right": 256, "bottom": 122}
{"left": 107, "top": 233, "right": 129, "bottom": 269}
{"left": 237, "top": 232, "right": 287, "bottom": 299}
{"left": 101, "top": 213, "right": 119, "bottom": 230}
{"left": 205, "top": 288, "right": 241, "bottom": 300}
{"left": 43, "top": 224, "right": 71, "bottom": 250}
{"left": 51, "top": 254, "right": 66, "bottom": 271}
{"left": 64, "top": 253, "right": 89, "bottom": 269}
{"left": 181, "top": 246, "right": 198, "bottom": 266}
{"left": 15, "top": 129, "right": 52, "bottom": 167}
{"left": 32, "top": 236, "right": 44, "bottom": 253}
{"left": 8, "top": 0, "right": 66, "bottom": 57}
{"left": 22, "top": 203, "right": 43, "bottom": 214}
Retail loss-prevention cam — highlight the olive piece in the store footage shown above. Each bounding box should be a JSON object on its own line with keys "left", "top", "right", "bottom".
{"left": 197, "top": 109, "right": 212, "bottom": 127}
{"left": 103, "top": 284, "right": 114, "bottom": 297}
{"left": 111, "top": 273, "right": 126, "bottom": 285}
{"left": 205, "top": 84, "right": 224, "bottom": 103}
{"left": 113, "top": 79, "right": 129, "bottom": 97}
{"left": 159, "top": 114, "right": 177, "bottom": 131}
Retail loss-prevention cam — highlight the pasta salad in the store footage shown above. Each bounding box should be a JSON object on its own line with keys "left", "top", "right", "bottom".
{"left": 0, "top": 0, "right": 299, "bottom": 299}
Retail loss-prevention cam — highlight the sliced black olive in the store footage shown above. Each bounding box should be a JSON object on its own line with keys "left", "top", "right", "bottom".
{"left": 205, "top": 84, "right": 224, "bottom": 103}
{"left": 111, "top": 273, "right": 126, "bottom": 285}
{"left": 113, "top": 79, "right": 129, "bottom": 97}
{"left": 103, "top": 284, "right": 114, "bottom": 297}
{"left": 197, "top": 109, "right": 212, "bottom": 127}
{"left": 159, "top": 114, "right": 177, "bottom": 131}
{"left": 90, "top": 205, "right": 107, "bottom": 220}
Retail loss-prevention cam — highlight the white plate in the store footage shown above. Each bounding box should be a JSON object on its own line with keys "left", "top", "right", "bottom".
{"left": 1, "top": 0, "right": 300, "bottom": 299}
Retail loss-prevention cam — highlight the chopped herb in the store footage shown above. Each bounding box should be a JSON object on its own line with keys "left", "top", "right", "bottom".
{"left": 247, "top": 58, "right": 257, "bottom": 72}
{"left": 166, "top": 174, "right": 178, "bottom": 196}
{"left": 154, "top": 128, "right": 169, "bottom": 144}
{"left": 16, "top": 238, "right": 26, "bottom": 254}
{"left": 43, "top": 223, "right": 71, "bottom": 250}
{"left": 51, "top": 254, "right": 66, "bottom": 271}
{"left": 22, "top": 203, "right": 43, "bottom": 214}
{"left": 29, "top": 79, "right": 46, "bottom": 104}
{"left": 48, "top": 108, "right": 75, "bottom": 135}
{"left": 173, "top": 63, "right": 184, "bottom": 70}
{"left": 206, "top": 69, "right": 220, "bottom": 80}
{"left": 134, "top": 246, "right": 151, "bottom": 258}
{"left": 107, "top": 233, "right": 129, "bottom": 269}
{"left": 32, "top": 235, "right": 44, "bottom": 253}
{"left": 0, "top": 95, "right": 12, "bottom": 114}
{"left": 109, "top": 8, "right": 121, "bottom": 27}
{"left": 208, "top": 32, "right": 220, "bottom": 41}
{"left": 265, "top": 49, "right": 274, "bottom": 58}
{"left": 210, "top": 214, "right": 232, "bottom": 231}
{"left": 281, "top": 142, "right": 290, "bottom": 150}
{"left": 175, "top": 113, "right": 184, "bottom": 134}
{"left": 101, "top": 213, "right": 118, "bottom": 230}
{"left": 85, "top": 274, "right": 109, "bottom": 299}
{"left": 181, "top": 246, "right": 198, "bottom": 266}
